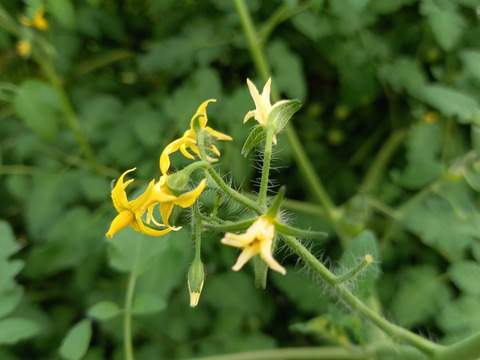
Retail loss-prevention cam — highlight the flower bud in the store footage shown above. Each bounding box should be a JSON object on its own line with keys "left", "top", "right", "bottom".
{"left": 187, "top": 257, "right": 205, "bottom": 308}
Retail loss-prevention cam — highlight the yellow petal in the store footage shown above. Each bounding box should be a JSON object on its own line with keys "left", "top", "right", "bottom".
{"left": 159, "top": 201, "right": 175, "bottom": 227}
{"left": 106, "top": 210, "right": 134, "bottom": 238}
{"left": 243, "top": 110, "right": 256, "bottom": 124}
{"left": 133, "top": 215, "right": 174, "bottom": 236}
{"left": 16, "top": 41, "right": 31, "bottom": 57}
{"left": 129, "top": 180, "right": 155, "bottom": 214}
{"left": 232, "top": 247, "right": 257, "bottom": 271}
{"left": 111, "top": 168, "right": 136, "bottom": 211}
{"left": 152, "top": 177, "right": 178, "bottom": 202}
{"left": 174, "top": 179, "right": 207, "bottom": 208}
{"left": 160, "top": 137, "right": 196, "bottom": 175}
{"left": 205, "top": 126, "right": 233, "bottom": 141}
{"left": 180, "top": 143, "right": 196, "bottom": 160}
{"left": 220, "top": 233, "right": 252, "bottom": 248}
{"left": 33, "top": 8, "right": 48, "bottom": 30}
{"left": 190, "top": 99, "right": 216, "bottom": 129}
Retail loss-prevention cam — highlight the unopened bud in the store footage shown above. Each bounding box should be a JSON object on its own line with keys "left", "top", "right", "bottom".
{"left": 187, "top": 258, "right": 205, "bottom": 308}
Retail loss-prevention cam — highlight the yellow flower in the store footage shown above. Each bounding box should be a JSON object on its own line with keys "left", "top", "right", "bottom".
{"left": 243, "top": 78, "right": 288, "bottom": 144}
{"left": 19, "top": 7, "right": 49, "bottom": 30}
{"left": 16, "top": 41, "right": 31, "bottom": 57}
{"left": 221, "top": 217, "right": 286, "bottom": 275}
{"left": 159, "top": 99, "right": 232, "bottom": 175}
{"left": 148, "top": 175, "right": 207, "bottom": 228}
{"left": 106, "top": 168, "right": 171, "bottom": 238}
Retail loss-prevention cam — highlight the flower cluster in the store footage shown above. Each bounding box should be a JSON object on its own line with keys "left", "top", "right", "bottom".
{"left": 17, "top": 6, "right": 49, "bottom": 57}
{"left": 106, "top": 78, "right": 299, "bottom": 306}
{"left": 106, "top": 100, "right": 229, "bottom": 239}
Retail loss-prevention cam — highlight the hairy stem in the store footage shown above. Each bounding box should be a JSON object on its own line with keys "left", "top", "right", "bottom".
{"left": 258, "top": 127, "right": 274, "bottom": 210}
{"left": 281, "top": 234, "right": 444, "bottom": 358}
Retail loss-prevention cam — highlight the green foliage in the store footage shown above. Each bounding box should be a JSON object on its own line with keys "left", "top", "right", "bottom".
{"left": 1, "top": 0, "right": 480, "bottom": 358}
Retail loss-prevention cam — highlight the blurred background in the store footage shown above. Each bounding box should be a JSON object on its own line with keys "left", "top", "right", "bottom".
{"left": 1, "top": 0, "right": 480, "bottom": 359}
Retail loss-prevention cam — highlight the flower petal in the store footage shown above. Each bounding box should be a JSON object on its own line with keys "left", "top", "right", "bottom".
{"left": 232, "top": 247, "right": 257, "bottom": 271}
{"left": 106, "top": 210, "right": 134, "bottom": 238}
{"left": 190, "top": 99, "right": 216, "bottom": 129}
{"left": 174, "top": 179, "right": 207, "bottom": 208}
{"left": 243, "top": 110, "right": 256, "bottom": 124}
{"left": 159, "top": 201, "right": 175, "bottom": 227}
{"left": 205, "top": 126, "right": 233, "bottom": 141}
{"left": 111, "top": 168, "right": 136, "bottom": 212}
{"left": 134, "top": 215, "right": 174, "bottom": 236}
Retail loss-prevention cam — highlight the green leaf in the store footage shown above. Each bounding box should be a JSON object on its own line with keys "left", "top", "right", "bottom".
{"left": 437, "top": 296, "right": 480, "bottom": 335}
{"left": 87, "top": 302, "right": 121, "bottom": 321}
{"left": 132, "top": 293, "right": 166, "bottom": 315}
{"left": 402, "top": 197, "right": 476, "bottom": 261}
{"left": 241, "top": 126, "right": 266, "bottom": 157}
{"left": 271, "top": 266, "right": 329, "bottom": 314}
{"left": 460, "top": 49, "right": 480, "bottom": 81}
{"left": 267, "top": 41, "right": 306, "bottom": 100}
{"left": 13, "top": 80, "right": 63, "bottom": 141}
{"left": 0, "top": 260, "right": 25, "bottom": 293}
{"left": 0, "top": 286, "right": 24, "bottom": 319}
{"left": 391, "top": 265, "right": 451, "bottom": 327}
{"left": 269, "top": 99, "right": 302, "bottom": 135}
{"left": 47, "top": 0, "right": 76, "bottom": 29}
{"left": 420, "top": 0, "right": 465, "bottom": 51}
{"left": 378, "top": 57, "right": 426, "bottom": 96}
{"left": 0, "top": 318, "right": 40, "bottom": 345}
{"left": 338, "top": 230, "right": 380, "bottom": 300}
{"left": 0, "top": 221, "right": 21, "bottom": 260}
{"left": 59, "top": 319, "right": 92, "bottom": 360}
{"left": 396, "top": 122, "right": 442, "bottom": 189}
{"left": 291, "top": 12, "right": 333, "bottom": 40}
{"left": 106, "top": 226, "right": 170, "bottom": 275}
{"left": 420, "top": 84, "right": 480, "bottom": 124}
{"left": 448, "top": 261, "right": 480, "bottom": 296}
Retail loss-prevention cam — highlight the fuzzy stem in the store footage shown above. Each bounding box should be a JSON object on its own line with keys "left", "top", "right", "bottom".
{"left": 281, "top": 234, "right": 443, "bottom": 358}
{"left": 233, "top": 0, "right": 348, "bottom": 246}
{"left": 258, "top": 127, "right": 274, "bottom": 210}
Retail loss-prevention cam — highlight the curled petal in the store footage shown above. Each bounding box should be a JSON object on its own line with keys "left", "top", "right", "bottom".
{"left": 180, "top": 143, "right": 196, "bottom": 160}
{"left": 159, "top": 201, "right": 176, "bottom": 228}
{"left": 174, "top": 179, "right": 207, "bottom": 208}
{"left": 133, "top": 215, "right": 175, "bottom": 236}
{"left": 106, "top": 210, "right": 134, "bottom": 238}
{"left": 111, "top": 168, "right": 136, "bottom": 211}
{"left": 232, "top": 247, "right": 258, "bottom": 271}
{"left": 129, "top": 180, "right": 156, "bottom": 214}
{"left": 190, "top": 99, "right": 216, "bottom": 129}
{"left": 243, "top": 110, "right": 256, "bottom": 124}
{"left": 160, "top": 138, "right": 197, "bottom": 175}
{"left": 205, "top": 126, "right": 233, "bottom": 141}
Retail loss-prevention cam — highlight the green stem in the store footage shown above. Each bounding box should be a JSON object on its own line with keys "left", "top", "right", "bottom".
{"left": 258, "top": 127, "right": 274, "bottom": 210}
{"left": 36, "top": 58, "right": 101, "bottom": 174}
{"left": 233, "top": 0, "right": 347, "bottom": 245}
{"left": 281, "top": 234, "right": 443, "bottom": 358}
{"left": 124, "top": 271, "right": 136, "bottom": 360}
{"left": 359, "top": 129, "right": 408, "bottom": 195}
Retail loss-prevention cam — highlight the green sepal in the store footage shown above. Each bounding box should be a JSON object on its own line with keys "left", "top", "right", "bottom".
{"left": 268, "top": 99, "right": 302, "bottom": 134}
{"left": 202, "top": 217, "right": 256, "bottom": 233}
{"left": 274, "top": 220, "right": 328, "bottom": 240}
{"left": 166, "top": 161, "right": 209, "bottom": 196}
{"left": 254, "top": 255, "right": 268, "bottom": 289}
{"left": 265, "top": 186, "right": 286, "bottom": 219}
{"left": 241, "top": 125, "right": 266, "bottom": 157}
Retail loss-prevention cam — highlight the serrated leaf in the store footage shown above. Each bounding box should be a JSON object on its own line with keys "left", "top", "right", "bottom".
{"left": 0, "top": 221, "right": 21, "bottom": 260}
{"left": 460, "top": 49, "right": 480, "bottom": 81}
{"left": 338, "top": 230, "right": 380, "bottom": 300}
{"left": 47, "top": 0, "right": 76, "bottom": 29}
{"left": 59, "top": 319, "right": 92, "bottom": 360}
{"left": 420, "top": 0, "right": 465, "bottom": 51}
{"left": 396, "top": 122, "right": 442, "bottom": 189}
{"left": 448, "top": 261, "right": 480, "bottom": 296}
{"left": 269, "top": 99, "right": 302, "bottom": 135}
{"left": 420, "top": 84, "right": 480, "bottom": 124}
{"left": 87, "top": 302, "right": 121, "bottom": 321}
{"left": 0, "top": 286, "right": 24, "bottom": 319}
{"left": 0, "top": 318, "right": 40, "bottom": 345}
{"left": 241, "top": 126, "right": 266, "bottom": 157}
{"left": 402, "top": 197, "right": 475, "bottom": 261}
{"left": 132, "top": 293, "right": 166, "bottom": 315}
{"left": 391, "top": 265, "right": 450, "bottom": 327}
{"left": 13, "top": 80, "right": 62, "bottom": 141}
